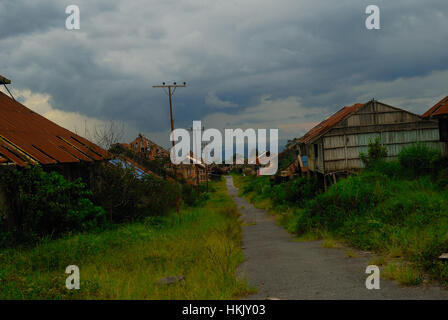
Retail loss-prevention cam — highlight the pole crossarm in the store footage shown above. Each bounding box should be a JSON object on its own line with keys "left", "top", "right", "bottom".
{"left": 152, "top": 84, "right": 186, "bottom": 88}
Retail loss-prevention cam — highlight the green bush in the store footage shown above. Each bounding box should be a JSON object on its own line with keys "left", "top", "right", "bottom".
{"left": 360, "top": 137, "right": 388, "bottom": 168}
{"left": 0, "top": 166, "right": 106, "bottom": 246}
{"left": 240, "top": 174, "right": 320, "bottom": 208}
{"left": 93, "top": 163, "right": 180, "bottom": 223}
{"left": 369, "top": 159, "right": 403, "bottom": 178}
{"left": 304, "top": 171, "right": 390, "bottom": 231}
{"left": 437, "top": 167, "right": 448, "bottom": 189}
{"left": 272, "top": 177, "right": 319, "bottom": 207}
{"left": 289, "top": 169, "right": 448, "bottom": 283}
{"left": 398, "top": 143, "right": 441, "bottom": 177}
{"left": 241, "top": 175, "right": 272, "bottom": 197}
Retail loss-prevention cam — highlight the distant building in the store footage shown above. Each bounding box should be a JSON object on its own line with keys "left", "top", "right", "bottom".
{"left": 299, "top": 99, "right": 446, "bottom": 178}
{"left": 118, "top": 135, "right": 207, "bottom": 185}
{"left": 421, "top": 96, "right": 448, "bottom": 144}
{"left": 128, "top": 134, "right": 170, "bottom": 160}
{"left": 176, "top": 151, "right": 208, "bottom": 185}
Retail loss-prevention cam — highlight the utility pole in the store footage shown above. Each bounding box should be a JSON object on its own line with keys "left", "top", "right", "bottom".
{"left": 201, "top": 136, "right": 209, "bottom": 193}
{"left": 153, "top": 81, "right": 186, "bottom": 212}
{"left": 187, "top": 125, "right": 204, "bottom": 201}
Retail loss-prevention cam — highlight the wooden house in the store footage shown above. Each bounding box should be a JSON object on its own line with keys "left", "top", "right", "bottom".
{"left": 128, "top": 134, "right": 170, "bottom": 160}
{"left": 299, "top": 99, "right": 446, "bottom": 178}
{"left": 421, "top": 96, "right": 448, "bottom": 144}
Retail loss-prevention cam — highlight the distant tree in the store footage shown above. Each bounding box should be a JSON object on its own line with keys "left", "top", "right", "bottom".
{"left": 73, "top": 120, "right": 125, "bottom": 150}
{"left": 93, "top": 121, "right": 125, "bottom": 150}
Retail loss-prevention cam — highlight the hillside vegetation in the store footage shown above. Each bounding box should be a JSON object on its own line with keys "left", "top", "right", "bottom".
{"left": 234, "top": 141, "right": 448, "bottom": 286}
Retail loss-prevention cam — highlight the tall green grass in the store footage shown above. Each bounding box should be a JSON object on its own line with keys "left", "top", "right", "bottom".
{"left": 0, "top": 178, "right": 251, "bottom": 299}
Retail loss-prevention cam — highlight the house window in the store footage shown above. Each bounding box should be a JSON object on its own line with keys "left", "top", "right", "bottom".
{"left": 313, "top": 144, "right": 318, "bottom": 158}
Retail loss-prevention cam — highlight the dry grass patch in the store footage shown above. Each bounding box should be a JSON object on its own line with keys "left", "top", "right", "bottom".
{"left": 383, "top": 262, "right": 423, "bottom": 286}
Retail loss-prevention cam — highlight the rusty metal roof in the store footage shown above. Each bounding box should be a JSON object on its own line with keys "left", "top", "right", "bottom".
{"left": 422, "top": 96, "right": 448, "bottom": 118}
{"left": 299, "top": 103, "right": 365, "bottom": 144}
{"left": 0, "top": 91, "right": 111, "bottom": 167}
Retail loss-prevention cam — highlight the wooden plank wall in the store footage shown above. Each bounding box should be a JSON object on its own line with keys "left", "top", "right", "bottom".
{"left": 310, "top": 101, "right": 444, "bottom": 174}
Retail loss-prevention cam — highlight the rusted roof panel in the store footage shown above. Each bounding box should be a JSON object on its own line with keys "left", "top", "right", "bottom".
{"left": 300, "top": 103, "right": 364, "bottom": 144}
{"left": 0, "top": 91, "right": 111, "bottom": 167}
{"left": 422, "top": 96, "right": 448, "bottom": 118}
{"left": 0, "top": 141, "right": 30, "bottom": 166}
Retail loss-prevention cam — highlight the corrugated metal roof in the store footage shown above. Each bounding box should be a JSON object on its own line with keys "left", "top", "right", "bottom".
{"left": 300, "top": 103, "right": 365, "bottom": 144}
{"left": 0, "top": 91, "right": 111, "bottom": 166}
{"left": 110, "top": 157, "right": 158, "bottom": 179}
{"left": 422, "top": 96, "right": 448, "bottom": 118}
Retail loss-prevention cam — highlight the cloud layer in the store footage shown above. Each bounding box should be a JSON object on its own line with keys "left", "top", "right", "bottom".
{"left": 1, "top": 0, "right": 447, "bottom": 148}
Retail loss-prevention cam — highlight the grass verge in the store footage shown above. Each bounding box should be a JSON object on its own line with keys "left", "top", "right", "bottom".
{"left": 232, "top": 172, "right": 448, "bottom": 287}
{"left": 0, "top": 178, "right": 251, "bottom": 299}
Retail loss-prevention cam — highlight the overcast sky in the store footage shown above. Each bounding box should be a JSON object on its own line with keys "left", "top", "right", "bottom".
{"left": 1, "top": 0, "right": 447, "bottom": 149}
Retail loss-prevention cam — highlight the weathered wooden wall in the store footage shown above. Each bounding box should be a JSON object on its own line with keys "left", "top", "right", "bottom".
{"left": 306, "top": 101, "right": 446, "bottom": 174}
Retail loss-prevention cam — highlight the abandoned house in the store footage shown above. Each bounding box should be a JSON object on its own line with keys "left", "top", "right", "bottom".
{"left": 298, "top": 99, "right": 446, "bottom": 179}
{"left": 421, "top": 96, "right": 448, "bottom": 146}
{"left": 0, "top": 86, "right": 111, "bottom": 185}
{"left": 128, "top": 133, "right": 170, "bottom": 160}
{"left": 176, "top": 151, "right": 208, "bottom": 185}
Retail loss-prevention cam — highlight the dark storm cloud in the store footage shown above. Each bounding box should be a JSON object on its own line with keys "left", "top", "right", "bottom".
{"left": 1, "top": 0, "right": 448, "bottom": 146}
{"left": 0, "top": 1, "right": 62, "bottom": 40}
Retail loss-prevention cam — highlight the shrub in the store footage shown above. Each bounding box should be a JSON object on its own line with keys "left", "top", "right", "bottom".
{"left": 398, "top": 143, "right": 441, "bottom": 177}
{"left": 93, "top": 163, "right": 179, "bottom": 223}
{"left": 0, "top": 166, "right": 106, "bottom": 246}
{"left": 369, "top": 159, "right": 403, "bottom": 178}
{"left": 272, "top": 177, "right": 319, "bottom": 207}
{"left": 303, "top": 171, "right": 390, "bottom": 231}
{"left": 182, "top": 183, "right": 202, "bottom": 207}
{"left": 360, "top": 137, "right": 388, "bottom": 169}
{"left": 241, "top": 175, "right": 272, "bottom": 197}
{"left": 437, "top": 167, "right": 448, "bottom": 189}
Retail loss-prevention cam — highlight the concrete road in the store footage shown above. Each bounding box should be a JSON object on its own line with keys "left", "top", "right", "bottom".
{"left": 225, "top": 176, "right": 448, "bottom": 300}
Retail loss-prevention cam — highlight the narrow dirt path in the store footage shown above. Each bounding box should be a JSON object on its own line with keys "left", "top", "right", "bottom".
{"left": 225, "top": 176, "right": 448, "bottom": 300}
